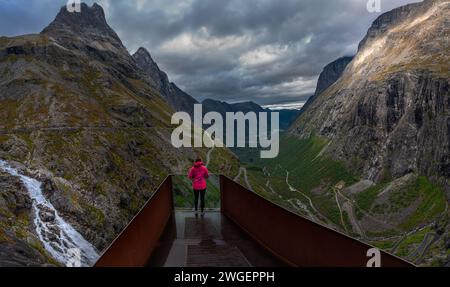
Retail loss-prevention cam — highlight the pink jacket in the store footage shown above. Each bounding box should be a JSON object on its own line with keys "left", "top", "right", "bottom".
{"left": 188, "top": 161, "right": 209, "bottom": 190}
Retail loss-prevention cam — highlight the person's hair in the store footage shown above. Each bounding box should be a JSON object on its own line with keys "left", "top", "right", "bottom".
{"left": 195, "top": 158, "right": 202, "bottom": 163}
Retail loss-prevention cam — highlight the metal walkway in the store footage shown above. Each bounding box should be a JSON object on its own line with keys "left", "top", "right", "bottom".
{"left": 147, "top": 211, "right": 284, "bottom": 267}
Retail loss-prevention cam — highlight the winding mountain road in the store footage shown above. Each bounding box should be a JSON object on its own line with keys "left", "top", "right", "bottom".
{"left": 336, "top": 190, "right": 400, "bottom": 231}
{"left": 234, "top": 167, "right": 253, "bottom": 191}
{"left": 409, "top": 232, "right": 439, "bottom": 264}
{"left": 0, "top": 126, "right": 168, "bottom": 134}
{"left": 205, "top": 147, "right": 213, "bottom": 167}
{"left": 284, "top": 170, "right": 331, "bottom": 226}
{"left": 334, "top": 190, "right": 348, "bottom": 233}
{"left": 265, "top": 180, "right": 276, "bottom": 194}
{"left": 342, "top": 201, "right": 365, "bottom": 238}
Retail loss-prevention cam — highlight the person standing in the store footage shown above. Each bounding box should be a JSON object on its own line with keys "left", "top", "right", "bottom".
{"left": 188, "top": 158, "right": 209, "bottom": 217}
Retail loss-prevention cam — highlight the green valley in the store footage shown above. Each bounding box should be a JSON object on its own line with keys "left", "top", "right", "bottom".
{"left": 237, "top": 134, "right": 448, "bottom": 266}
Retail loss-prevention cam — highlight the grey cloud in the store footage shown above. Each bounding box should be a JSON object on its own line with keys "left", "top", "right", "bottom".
{"left": 0, "top": 0, "right": 421, "bottom": 105}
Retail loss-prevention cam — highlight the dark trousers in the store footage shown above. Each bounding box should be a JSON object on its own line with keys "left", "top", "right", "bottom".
{"left": 194, "top": 189, "right": 206, "bottom": 212}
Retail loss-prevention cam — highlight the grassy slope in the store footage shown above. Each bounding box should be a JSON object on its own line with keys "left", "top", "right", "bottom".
{"left": 355, "top": 176, "right": 447, "bottom": 231}
{"left": 0, "top": 35, "right": 241, "bottom": 258}
{"left": 240, "top": 133, "right": 447, "bottom": 264}
{"left": 243, "top": 134, "right": 358, "bottom": 228}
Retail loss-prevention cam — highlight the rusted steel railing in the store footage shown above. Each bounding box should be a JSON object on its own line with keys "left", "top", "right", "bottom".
{"left": 94, "top": 174, "right": 413, "bottom": 267}
{"left": 220, "top": 175, "right": 413, "bottom": 267}
{"left": 94, "top": 176, "right": 173, "bottom": 267}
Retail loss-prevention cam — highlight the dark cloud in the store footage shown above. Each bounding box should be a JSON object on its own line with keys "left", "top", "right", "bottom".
{"left": 0, "top": 0, "right": 421, "bottom": 106}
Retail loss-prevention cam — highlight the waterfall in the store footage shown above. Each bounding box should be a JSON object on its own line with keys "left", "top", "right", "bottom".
{"left": 0, "top": 160, "right": 99, "bottom": 266}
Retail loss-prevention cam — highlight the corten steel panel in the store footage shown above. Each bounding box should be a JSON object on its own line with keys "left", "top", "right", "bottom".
{"left": 95, "top": 176, "right": 173, "bottom": 267}
{"left": 220, "top": 176, "right": 414, "bottom": 267}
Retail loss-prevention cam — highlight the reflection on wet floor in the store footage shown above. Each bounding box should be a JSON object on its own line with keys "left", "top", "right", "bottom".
{"left": 147, "top": 211, "right": 285, "bottom": 267}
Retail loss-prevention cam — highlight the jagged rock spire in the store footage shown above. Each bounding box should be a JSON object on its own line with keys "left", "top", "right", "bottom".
{"left": 41, "top": 3, "right": 124, "bottom": 51}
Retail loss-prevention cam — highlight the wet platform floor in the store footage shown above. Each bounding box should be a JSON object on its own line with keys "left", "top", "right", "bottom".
{"left": 147, "top": 211, "right": 285, "bottom": 267}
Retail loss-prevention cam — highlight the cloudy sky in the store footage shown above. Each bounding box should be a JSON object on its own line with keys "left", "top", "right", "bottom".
{"left": 0, "top": 0, "right": 420, "bottom": 106}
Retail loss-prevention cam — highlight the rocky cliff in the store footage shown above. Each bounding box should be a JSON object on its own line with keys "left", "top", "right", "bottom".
{"left": 314, "top": 56, "right": 354, "bottom": 97}
{"left": 290, "top": 0, "right": 449, "bottom": 188}
{"left": 298, "top": 56, "right": 353, "bottom": 117}
{"left": 0, "top": 3, "right": 239, "bottom": 266}
{"left": 133, "top": 47, "right": 198, "bottom": 115}
{"left": 285, "top": 0, "right": 449, "bottom": 265}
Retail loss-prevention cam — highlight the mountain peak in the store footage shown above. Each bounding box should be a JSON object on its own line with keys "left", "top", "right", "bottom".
{"left": 134, "top": 47, "right": 158, "bottom": 67}
{"left": 41, "top": 2, "right": 123, "bottom": 49}
{"left": 358, "top": 0, "right": 438, "bottom": 51}
{"left": 133, "top": 47, "right": 165, "bottom": 81}
{"left": 132, "top": 47, "right": 198, "bottom": 114}
{"left": 44, "top": 3, "right": 107, "bottom": 31}
{"left": 136, "top": 47, "right": 150, "bottom": 55}
{"left": 314, "top": 56, "right": 354, "bottom": 96}
{"left": 291, "top": 0, "right": 449, "bottom": 183}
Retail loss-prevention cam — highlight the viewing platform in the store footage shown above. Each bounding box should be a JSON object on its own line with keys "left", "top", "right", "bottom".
{"left": 94, "top": 175, "right": 413, "bottom": 267}
{"left": 148, "top": 210, "right": 284, "bottom": 267}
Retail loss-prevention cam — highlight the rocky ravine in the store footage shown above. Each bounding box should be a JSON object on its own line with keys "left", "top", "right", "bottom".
{"left": 0, "top": 3, "right": 239, "bottom": 266}
{"left": 0, "top": 160, "right": 98, "bottom": 266}
{"left": 0, "top": 168, "right": 55, "bottom": 266}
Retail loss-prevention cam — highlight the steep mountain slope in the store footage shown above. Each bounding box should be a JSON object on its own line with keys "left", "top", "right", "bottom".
{"left": 133, "top": 47, "right": 198, "bottom": 115}
{"left": 133, "top": 48, "right": 301, "bottom": 128}
{"left": 299, "top": 56, "right": 353, "bottom": 116}
{"left": 0, "top": 3, "right": 239, "bottom": 266}
{"left": 244, "top": 0, "right": 449, "bottom": 266}
{"left": 314, "top": 56, "right": 355, "bottom": 97}
{"left": 291, "top": 0, "right": 449, "bottom": 187}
